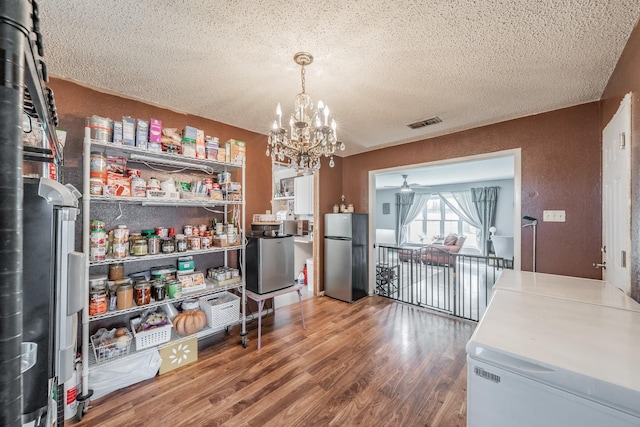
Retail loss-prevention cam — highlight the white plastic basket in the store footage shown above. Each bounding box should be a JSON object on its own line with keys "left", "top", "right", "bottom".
{"left": 199, "top": 292, "right": 240, "bottom": 330}
{"left": 131, "top": 317, "right": 173, "bottom": 350}
{"left": 91, "top": 330, "right": 132, "bottom": 364}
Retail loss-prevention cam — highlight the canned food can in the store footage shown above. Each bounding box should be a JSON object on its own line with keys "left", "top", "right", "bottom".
{"left": 90, "top": 246, "right": 106, "bottom": 261}
{"left": 198, "top": 224, "right": 207, "bottom": 234}
{"left": 113, "top": 227, "right": 128, "bottom": 244}
{"left": 127, "top": 169, "right": 142, "bottom": 178}
{"left": 183, "top": 225, "right": 193, "bottom": 237}
{"left": 188, "top": 236, "right": 201, "bottom": 250}
{"left": 90, "top": 220, "right": 106, "bottom": 231}
{"left": 112, "top": 243, "right": 128, "bottom": 259}
{"left": 155, "top": 227, "right": 168, "bottom": 238}
{"left": 167, "top": 280, "right": 182, "bottom": 299}
{"left": 201, "top": 236, "right": 211, "bottom": 249}
{"left": 90, "top": 231, "right": 106, "bottom": 247}
{"left": 89, "top": 286, "right": 108, "bottom": 315}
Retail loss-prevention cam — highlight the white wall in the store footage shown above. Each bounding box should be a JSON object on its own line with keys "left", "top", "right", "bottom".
{"left": 375, "top": 179, "right": 514, "bottom": 237}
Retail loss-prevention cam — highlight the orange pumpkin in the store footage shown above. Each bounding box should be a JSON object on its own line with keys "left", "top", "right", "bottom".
{"left": 173, "top": 309, "right": 207, "bottom": 336}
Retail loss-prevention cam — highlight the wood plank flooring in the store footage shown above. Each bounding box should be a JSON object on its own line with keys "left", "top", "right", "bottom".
{"left": 69, "top": 295, "right": 476, "bottom": 426}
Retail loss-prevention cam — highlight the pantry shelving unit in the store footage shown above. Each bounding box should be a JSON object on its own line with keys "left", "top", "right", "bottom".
{"left": 80, "top": 128, "right": 247, "bottom": 411}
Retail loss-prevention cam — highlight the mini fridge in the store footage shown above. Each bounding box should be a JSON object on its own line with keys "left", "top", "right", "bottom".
{"left": 324, "top": 213, "right": 368, "bottom": 302}
{"left": 245, "top": 235, "right": 295, "bottom": 294}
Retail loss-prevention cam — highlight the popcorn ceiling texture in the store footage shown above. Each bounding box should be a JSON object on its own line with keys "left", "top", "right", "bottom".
{"left": 40, "top": 1, "right": 640, "bottom": 155}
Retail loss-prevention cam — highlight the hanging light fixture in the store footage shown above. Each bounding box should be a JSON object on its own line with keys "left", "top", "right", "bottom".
{"left": 400, "top": 175, "right": 413, "bottom": 193}
{"left": 267, "top": 52, "right": 344, "bottom": 172}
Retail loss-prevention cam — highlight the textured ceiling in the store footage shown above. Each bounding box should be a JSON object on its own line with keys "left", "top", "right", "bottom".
{"left": 40, "top": 1, "right": 640, "bottom": 157}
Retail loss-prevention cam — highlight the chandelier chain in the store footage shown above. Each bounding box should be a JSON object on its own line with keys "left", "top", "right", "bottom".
{"left": 301, "top": 65, "right": 306, "bottom": 94}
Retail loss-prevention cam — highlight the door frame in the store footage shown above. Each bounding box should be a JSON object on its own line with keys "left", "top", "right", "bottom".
{"left": 367, "top": 149, "right": 522, "bottom": 295}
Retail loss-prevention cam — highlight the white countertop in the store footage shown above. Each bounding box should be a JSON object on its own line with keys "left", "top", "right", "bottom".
{"left": 493, "top": 270, "right": 640, "bottom": 311}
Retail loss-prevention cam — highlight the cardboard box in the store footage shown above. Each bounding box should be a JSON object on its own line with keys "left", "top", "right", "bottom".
{"left": 122, "top": 116, "right": 135, "bottom": 146}
{"left": 196, "top": 129, "right": 206, "bottom": 159}
{"left": 113, "top": 121, "right": 123, "bottom": 144}
{"left": 104, "top": 175, "right": 131, "bottom": 197}
{"left": 225, "top": 139, "right": 246, "bottom": 164}
{"left": 136, "top": 119, "right": 149, "bottom": 150}
{"left": 148, "top": 118, "right": 162, "bottom": 151}
{"left": 158, "top": 335, "right": 197, "bottom": 375}
{"left": 182, "top": 126, "right": 198, "bottom": 141}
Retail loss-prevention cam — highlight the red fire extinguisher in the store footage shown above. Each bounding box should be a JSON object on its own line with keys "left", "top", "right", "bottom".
{"left": 303, "top": 263, "right": 308, "bottom": 285}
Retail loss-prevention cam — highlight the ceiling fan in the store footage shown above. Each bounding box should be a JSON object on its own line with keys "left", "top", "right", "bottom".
{"left": 399, "top": 174, "right": 413, "bottom": 192}
{"left": 382, "top": 174, "right": 431, "bottom": 192}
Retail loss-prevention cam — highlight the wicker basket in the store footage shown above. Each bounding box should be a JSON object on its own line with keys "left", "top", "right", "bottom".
{"left": 131, "top": 317, "right": 173, "bottom": 350}
{"left": 199, "top": 292, "right": 240, "bottom": 330}
{"left": 91, "top": 330, "right": 132, "bottom": 364}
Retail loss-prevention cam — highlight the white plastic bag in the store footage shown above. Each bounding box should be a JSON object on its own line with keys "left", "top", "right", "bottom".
{"left": 89, "top": 348, "right": 161, "bottom": 400}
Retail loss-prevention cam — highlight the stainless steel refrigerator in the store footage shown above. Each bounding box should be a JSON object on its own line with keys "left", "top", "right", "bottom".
{"left": 324, "top": 213, "right": 368, "bottom": 302}
{"left": 246, "top": 235, "right": 295, "bottom": 294}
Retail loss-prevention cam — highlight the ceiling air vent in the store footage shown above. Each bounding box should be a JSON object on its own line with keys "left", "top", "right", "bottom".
{"left": 407, "top": 116, "right": 442, "bottom": 129}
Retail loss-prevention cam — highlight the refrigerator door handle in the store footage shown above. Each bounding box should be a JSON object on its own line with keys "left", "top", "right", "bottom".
{"left": 471, "top": 346, "right": 554, "bottom": 374}
{"left": 67, "top": 252, "right": 86, "bottom": 314}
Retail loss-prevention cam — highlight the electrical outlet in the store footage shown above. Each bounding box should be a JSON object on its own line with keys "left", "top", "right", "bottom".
{"left": 543, "top": 210, "right": 566, "bottom": 222}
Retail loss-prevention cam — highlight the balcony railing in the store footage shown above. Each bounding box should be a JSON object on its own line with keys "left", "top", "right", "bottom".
{"left": 375, "top": 244, "right": 510, "bottom": 321}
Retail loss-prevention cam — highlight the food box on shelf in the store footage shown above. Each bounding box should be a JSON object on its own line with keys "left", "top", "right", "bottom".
{"left": 131, "top": 316, "right": 173, "bottom": 350}
{"left": 178, "top": 271, "right": 206, "bottom": 293}
{"left": 122, "top": 116, "right": 135, "bottom": 146}
{"left": 90, "top": 329, "right": 132, "bottom": 364}
{"left": 199, "top": 292, "right": 240, "bottom": 330}
{"left": 212, "top": 236, "right": 241, "bottom": 247}
{"left": 225, "top": 139, "right": 246, "bottom": 164}
{"left": 158, "top": 335, "right": 197, "bottom": 375}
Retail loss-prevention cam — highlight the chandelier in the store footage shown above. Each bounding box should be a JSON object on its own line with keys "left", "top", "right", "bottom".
{"left": 267, "top": 52, "right": 345, "bottom": 172}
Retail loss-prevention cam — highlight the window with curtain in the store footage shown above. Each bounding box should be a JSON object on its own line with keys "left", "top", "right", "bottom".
{"left": 408, "top": 195, "right": 480, "bottom": 248}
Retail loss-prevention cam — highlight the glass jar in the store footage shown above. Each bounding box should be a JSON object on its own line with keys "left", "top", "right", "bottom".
{"left": 89, "top": 284, "right": 107, "bottom": 315}
{"left": 152, "top": 281, "right": 166, "bottom": 301}
{"left": 161, "top": 237, "right": 175, "bottom": 253}
{"left": 131, "top": 238, "right": 148, "bottom": 256}
{"left": 116, "top": 282, "right": 133, "bottom": 310}
{"left": 134, "top": 281, "right": 151, "bottom": 306}
{"left": 175, "top": 234, "right": 187, "bottom": 252}
{"left": 108, "top": 263, "right": 124, "bottom": 280}
{"left": 147, "top": 235, "right": 161, "bottom": 255}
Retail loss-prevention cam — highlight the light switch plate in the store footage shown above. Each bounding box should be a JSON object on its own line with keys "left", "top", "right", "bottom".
{"left": 543, "top": 210, "right": 566, "bottom": 222}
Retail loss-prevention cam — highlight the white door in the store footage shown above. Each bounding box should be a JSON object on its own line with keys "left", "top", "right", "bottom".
{"left": 602, "top": 93, "right": 632, "bottom": 294}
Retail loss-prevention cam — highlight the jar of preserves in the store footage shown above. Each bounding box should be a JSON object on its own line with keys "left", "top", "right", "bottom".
{"left": 175, "top": 234, "right": 188, "bottom": 252}
{"left": 116, "top": 282, "right": 133, "bottom": 310}
{"left": 152, "top": 281, "right": 166, "bottom": 301}
{"left": 134, "top": 281, "right": 151, "bottom": 306}
{"left": 161, "top": 237, "right": 175, "bottom": 253}
{"left": 147, "top": 235, "right": 161, "bottom": 255}
{"left": 108, "top": 263, "right": 125, "bottom": 281}
{"left": 131, "top": 238, "right": 148, "bottom": 256}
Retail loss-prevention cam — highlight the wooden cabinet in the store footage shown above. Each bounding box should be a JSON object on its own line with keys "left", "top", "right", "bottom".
{"left": 294, "top": 175, "right": 314, "bottom": 215}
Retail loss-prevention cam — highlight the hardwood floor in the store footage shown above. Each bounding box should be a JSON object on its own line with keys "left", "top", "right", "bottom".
{"left": 70, "top": 296, "right": 476, "bottom": 426}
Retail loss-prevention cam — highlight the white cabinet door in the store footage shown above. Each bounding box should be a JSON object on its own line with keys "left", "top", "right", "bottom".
{"left": 294, "top": 175, "right": 313, "bottom": 215}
